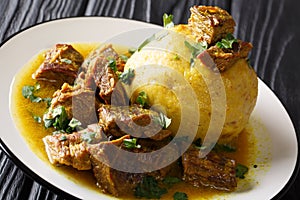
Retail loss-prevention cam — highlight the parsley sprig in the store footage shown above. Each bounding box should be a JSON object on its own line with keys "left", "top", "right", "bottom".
{"left": 216, "top": 33, "right": 238, "bottom": 49}
{"left": 163, "top": 13, "right": 174, "bottom": 28}
{"left": 22, "top": 83, "right": 52, "bottom": 106}
{"left": 184, "top": 40, "right": 208, "bottom": 67}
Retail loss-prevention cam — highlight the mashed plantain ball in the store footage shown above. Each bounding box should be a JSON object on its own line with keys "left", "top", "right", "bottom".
{"left": 124, "top": 30, "right": 258, "bottom": 144}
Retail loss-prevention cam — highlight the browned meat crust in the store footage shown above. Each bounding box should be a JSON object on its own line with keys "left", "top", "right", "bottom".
{"left": 77, "top": 44, "right": 127, "bottom": 104}
{"left": 32, "top": 44, "right": 84, "bottom": 86}
{"left": 198, "top": 40, "right": 253, "bottom": 71}
{"left": 45, "top": 83, "right": 101, "bottom": 127}
{"left": 188, "top": 6, "right": 236, "bottom": 45}
{"left": 182, "top": 146, "right": 237, "bottom": 191}
{"left": 42, "top": 124, "right": 105, "bottom": 170}
{"left": 98, "top": 104, "right": 172, "bottom": 140}
{"left": 88, "top": 135, "right": 178, "bottom": 196}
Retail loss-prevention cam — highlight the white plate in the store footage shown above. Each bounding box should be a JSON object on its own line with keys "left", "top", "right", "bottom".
{"left": 0, "top": 17, "right": 298, "bottom": 200}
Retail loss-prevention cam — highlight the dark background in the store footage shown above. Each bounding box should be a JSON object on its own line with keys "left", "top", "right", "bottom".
{"left": 0, "top": 0, "right": 299, "bottom": 199}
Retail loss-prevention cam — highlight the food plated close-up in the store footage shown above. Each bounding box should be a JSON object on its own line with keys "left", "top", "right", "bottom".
{"left": 0, "top": 1, "right": 299, "bottom": 200}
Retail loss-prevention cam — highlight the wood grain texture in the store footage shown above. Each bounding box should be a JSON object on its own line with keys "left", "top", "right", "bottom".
{"left": 0, "top": 0, "right": 299, "bottom": 199}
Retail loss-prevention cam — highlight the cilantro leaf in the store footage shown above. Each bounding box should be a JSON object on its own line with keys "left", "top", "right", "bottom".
{"left": 216, "top": 33, "right": 238, "bottom": 49}
{"left": 107, "top": 57, "right": 117, "bottom": 72}
{"left": 236, "top": 163, "right": 249, "bottom": 179}
{"left": 184, "top": 40, "right": 208, "bottom": 67}
{"left": 136, "top": 91, "right": 149, "bottom": 107}
{"left": 33, "top": 115, "right": 42, "bottom": 123}
{"left": 81, "top": 132, "right": 96, "bottom": 143}
{"left": 123, "top": 138, "right": 141, "bottom": 149}
{"left": 154, "top": 112, "right": 172, "bottom": 129}
{"left": 138, "top": 34, "right": 156, "bottom": 51}
{"left": 135, "top": 176, "right": 167, "bottom": 199}
{"left": 163, "top": 13, "right": 174, "bottom": 28}
{"left": 119, "top": 55, "right": 129, "bottom": 62}
{"left": 119, "top": 68, "right": 135, "bottom": 85}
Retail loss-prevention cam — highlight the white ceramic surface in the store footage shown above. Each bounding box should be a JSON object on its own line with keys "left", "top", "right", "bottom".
{"left": 0, "top": 17, "right": 297, "bottom": 200}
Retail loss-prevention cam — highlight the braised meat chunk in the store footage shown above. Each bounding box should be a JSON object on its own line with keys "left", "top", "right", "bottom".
{"left": 42, "top": 124, "right": 105, "bottom": 170}
{"left": 182, "top": 146, "right": 237, "bottom": 191}
{"left": 98, "top": 104, "right": 172, "bottom": 140}
{"left": 188, "top": 6, "right": 236, "bottom": 45}
{"left": 77, "top": 44, "right": 127, "bottom": 104}
{"left": 44, "top": 83, "right": 101, "bottom": 127}
{"left": 198, "top": 40, "right": 253, "bottom": 71}
{"left": 88, "top": 135, "right": 179, "bottom": 196}
{"left": 32, "top": 44, "right": 84, "bottom": 86}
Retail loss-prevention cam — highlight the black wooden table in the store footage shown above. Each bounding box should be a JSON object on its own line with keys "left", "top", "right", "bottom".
{"left": 0, "top": 0, "right": 299, "bottom": 199}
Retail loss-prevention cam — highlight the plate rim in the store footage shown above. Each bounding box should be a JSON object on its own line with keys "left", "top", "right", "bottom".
{"left": 0, "top": 16, "right": 299, "bottom": 200}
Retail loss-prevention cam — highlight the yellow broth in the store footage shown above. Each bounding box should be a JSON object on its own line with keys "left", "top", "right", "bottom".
{"left": 10, "top": 43, "right": 257, "bottom": 199}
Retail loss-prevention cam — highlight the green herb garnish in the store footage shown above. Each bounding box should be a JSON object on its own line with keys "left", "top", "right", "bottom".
{"left": 107, "top": 57, "right": 117, "bottom": 72}
{"left": 136, "top": 91, "right": 149, "bottom": 107}
{"left": 184, "top": 40, "right": 207, "bottom": 67}
{"left": 135, "top": 176, "right": 167, "bottom": 199}
{"left": 81, "top": 132, "right": 96, "bottom": 143}
{"left": 163, "top": 13, "right": 174, "bottom": 28}
{"left": 128, "top": 48, "right": 137, "bottom": 54}
{"left": 236, "top": 163, "right": 249, "bottom": 179}
{"left": 60, "top": 58, "right": 72, "bottom": 64}
{"left": 173, "top": 192, "right": 188, "bottom": 200}
{"left": 59, "top": 135, "right": 67, "bottom": 141}
{"left": 119, "top": 68, "right": 135, "bottom": 85}
{"left": 216, "top": 33, "right": 238, "bottom": 49}
{"left": 43, "top": 106, "right": 81, "bottom": 134}
{"left": 33, "top": 115, "right": 42, "bottom": 123}
{"left": 154, "top": 112, "right": 172, "bottom": 129}
{"left": 119, "top": 55, "right": 129, "bottom": 62}
{"left": 123, "top": 138, "right": 141, "bottom": 149}
{"left": 138, "top": 34, "right": 156, "bottom": 51}
{"left": 22, "top": 83, "right": 52, "bottom": 105}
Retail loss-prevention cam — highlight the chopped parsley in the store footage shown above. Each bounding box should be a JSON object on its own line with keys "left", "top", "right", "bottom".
{"left": 33, "top": 115, "right": 42, "bottom": 123}
{"left": 119, "top": 54, "right": 129, "bottom": 62}
{"left": 119, "top": 68, "right": 135, "bottom": 85}
{"left": 136, "top": 91, "right": 149, "bottom": 107}
{"left": 128, "top": 47, "right": 137, "bottom": 54}
{"left": 123, "top": 138, "right": 141, "bottom": 149}
{"left": 163, "top": 13, "right": 174, "bottom": 28}
{"left": 135, "top": 176, "right": 167, "bottom": 199}
{"left": 107, "top": 57, "right": 117, "bottom": 72}
{"left": 59, "top": 135, "right": 67, "bottom": 141}
{"left": 184, "top": 40, "right": 207, "bottom": 67}
{"left": 22, "top": 83, "right": 52, "bottom": 105}
{"left": 216, "top": 33, "right": 238, "bottom": 49}
{"left": 138, "top": 31, "right": 169, "bottom": 51}
{"left": 138, "top": 34, "right": 156, "bottom": 51}
{"left": 81, "top": 132, "right": 96, "bottom": 143}
{"left": 43, "top": 106, "right": 81, "bottom": 134}
{"left": 60, "top": 58, "right": 72, "bottom": 64}
{"left": 154, "top": 112, "right": 172, "bottom": 129}
{"left": 236, "top": 163, "right": 249, "bottom": 179}
{"left": 173, "top": 192, "right": 188, "bottom": 200}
